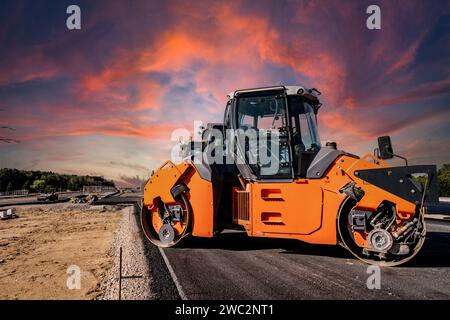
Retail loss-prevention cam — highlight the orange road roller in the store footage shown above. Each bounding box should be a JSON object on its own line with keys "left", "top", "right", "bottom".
{"left": 141, "top": 85, "right": 439, "bottom": 266}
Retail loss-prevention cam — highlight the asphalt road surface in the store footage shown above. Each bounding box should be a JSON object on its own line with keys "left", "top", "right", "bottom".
{"left": 161, "top": 220, "right": 450, "bottom": 299}
{"left": 0, "top": 192, "right": 83, "bottom": 207}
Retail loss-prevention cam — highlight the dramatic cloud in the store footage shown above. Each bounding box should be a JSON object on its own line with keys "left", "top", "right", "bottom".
{"left": 0, "top": 0, "right": 449, "bottom": 184}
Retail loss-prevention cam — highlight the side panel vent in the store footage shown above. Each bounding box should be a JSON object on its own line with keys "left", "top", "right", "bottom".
{"left": 233, "top": 190, "right": 250, "bottom": 222}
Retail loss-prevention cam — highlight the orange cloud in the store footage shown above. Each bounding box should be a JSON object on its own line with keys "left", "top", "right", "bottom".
{"left": 79, "top": 51, "right": 165, "bottom": 111}
{"left": 2, "top": 0, "right": 449, "bottom": 180}
{"left": 0, "top": 47, "right": 60, "bottom": 86}
{"left": 386, "top": 32, "right": 427, "bottom": 75}
{"left": 64, "top": 124, "right": 174, "bottom": 140}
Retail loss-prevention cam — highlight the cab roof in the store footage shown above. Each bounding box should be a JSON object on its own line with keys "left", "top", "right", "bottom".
{"left": 227, "top": 85, "right": 321, "bottom": 100}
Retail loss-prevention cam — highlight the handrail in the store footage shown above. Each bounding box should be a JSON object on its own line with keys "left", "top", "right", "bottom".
{"left": 361, "top": 153, "right": 388, "bottom": 167}
{"left": 158, "top": 160, "right": 176, "bottom": 171}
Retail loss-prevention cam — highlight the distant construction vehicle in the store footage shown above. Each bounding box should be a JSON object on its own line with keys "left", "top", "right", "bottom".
{"left": 37, "top": 193, "right": 58, "bottom": 202}
{"left": 141, "top": 85, "right": 439, "bottom": 266}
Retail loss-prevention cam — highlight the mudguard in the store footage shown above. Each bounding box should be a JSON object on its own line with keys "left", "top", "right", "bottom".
{"left": 355, "top": 165, "right": 439, "bottom": 205}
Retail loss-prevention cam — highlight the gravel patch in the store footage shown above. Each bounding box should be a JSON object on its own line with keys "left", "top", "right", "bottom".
{"left": 98, "top": 205, "right": 157, "bottom": 300}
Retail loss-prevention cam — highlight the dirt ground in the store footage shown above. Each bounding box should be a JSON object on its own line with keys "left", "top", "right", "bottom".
{"left": 0, "top": 203, "right": 122, "bottom": 299}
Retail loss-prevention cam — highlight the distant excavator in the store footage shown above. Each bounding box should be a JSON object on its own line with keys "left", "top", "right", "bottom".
{"left": 141, "top": 85, "right": 439, "bottom": 266}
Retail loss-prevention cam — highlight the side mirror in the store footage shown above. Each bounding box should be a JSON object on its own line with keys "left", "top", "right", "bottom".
{"left": 377, "top": 136, "right": 394, "bottom": 159}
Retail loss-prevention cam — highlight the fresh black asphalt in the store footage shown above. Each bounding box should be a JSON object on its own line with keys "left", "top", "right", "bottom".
{"left": 158, "top": 220, "right": 450, "bottom": 299}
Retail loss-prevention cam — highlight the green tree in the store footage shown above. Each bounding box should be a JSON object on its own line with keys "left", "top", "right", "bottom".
{"left": 438, "top": 164, "right": 450, "bottom": 197}
{"left": 6, "top": 182, "right": 13, "bottom": 193}
{"left": 31, "top": 179, "right": 46, "bottom": 192}
{"left": 22, "top": 180, "right": 30, "bottom": 191}
{"left": 0, "top": 168, "right": 115, "bottom": 193}
{"left": 68, "top": 176, "right": 81, "bottom": 190}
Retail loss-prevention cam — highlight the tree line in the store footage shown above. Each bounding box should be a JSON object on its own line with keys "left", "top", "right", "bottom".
{"left": 0, "top": 168, "right": 115, "bottom": 193}
{"left": 0, "top": 165, "right": 449, "bottom": 196}
{"left": 438, "top": 164, "right": 450, "bottom": 197}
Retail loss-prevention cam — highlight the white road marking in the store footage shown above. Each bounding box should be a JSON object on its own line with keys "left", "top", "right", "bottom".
{"left": 158, "top": 247, "right": 188, "bottom": 300}
{"left": 134, "top": 202, "right": 187, "bottom": 300}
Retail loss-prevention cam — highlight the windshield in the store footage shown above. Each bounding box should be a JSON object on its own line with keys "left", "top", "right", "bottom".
{"left": 235, "top": 93, "right": 291, "bottom": 178}
{"left": 288, "top": 96, "right": 321, "bottom": 152}
{"left": 232, "top": 93, "right": 321, "bottom": 179}
{"left": 236, "top": 95, "right": 287, "bottom": 130}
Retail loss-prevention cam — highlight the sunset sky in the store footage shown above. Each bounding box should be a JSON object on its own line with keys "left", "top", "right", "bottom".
{"left": 0, "top": 0, "right": 449, "bottom": 186}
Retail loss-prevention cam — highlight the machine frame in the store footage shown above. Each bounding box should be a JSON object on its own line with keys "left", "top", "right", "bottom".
{"left": 141, "top": 85, "right": 439, "bottom": 266}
